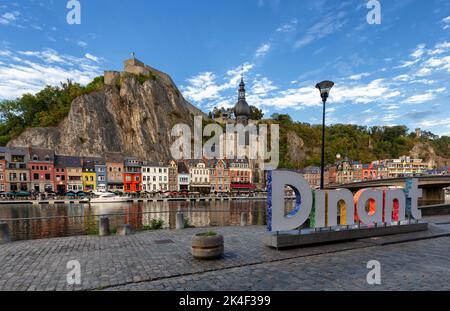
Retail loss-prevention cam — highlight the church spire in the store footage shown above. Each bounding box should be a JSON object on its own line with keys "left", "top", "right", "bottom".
{"left": 234, "top": 65, "right": 251, "bottom": 122}
{"left": 238, "top": 65, "right": 246, "bottom": 101}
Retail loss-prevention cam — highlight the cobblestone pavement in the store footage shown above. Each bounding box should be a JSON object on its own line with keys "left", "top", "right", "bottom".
{"left": 0, "top": 216, "right": 449, "bottom": 291}
{"left": 107, "top": 237, "right": 450, "bottom": 291}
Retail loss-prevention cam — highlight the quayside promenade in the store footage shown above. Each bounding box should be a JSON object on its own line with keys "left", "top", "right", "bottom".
{"left": 0, "top": 215, "right": 449, "bottom": 291}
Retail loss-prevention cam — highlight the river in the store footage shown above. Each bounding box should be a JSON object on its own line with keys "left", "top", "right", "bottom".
{"left": 0, "top": 200, "right": 269, "bottom": 241}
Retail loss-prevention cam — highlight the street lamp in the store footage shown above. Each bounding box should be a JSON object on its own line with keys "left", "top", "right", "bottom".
{"left": 315, "top": 80, "right": 334, "bottom": 190}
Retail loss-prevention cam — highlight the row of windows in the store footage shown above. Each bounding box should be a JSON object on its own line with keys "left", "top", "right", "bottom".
{"left": 142, "top": 176, "right": 167, "bottom": 182}
{"left": 142, "top": 184, "right": 168, "bottom": 191}
{"left": 32, "top": 173, "right": 52, "bottom": 180}
{"left": 142, "top": 167, "right": 168, "bottom": 174}
{"left": 125, "top": 176, "right": 141, "bottom": 182}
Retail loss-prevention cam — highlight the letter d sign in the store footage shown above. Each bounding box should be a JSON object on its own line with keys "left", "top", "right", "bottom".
{"left": 271, "top": 171, "right": 313, "bottom": 232}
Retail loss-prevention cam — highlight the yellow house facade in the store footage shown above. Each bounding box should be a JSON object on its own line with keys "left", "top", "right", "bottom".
{"left": 82, "top": 158, "right": 97, "bottom": 191}
{"left": 82, "top": 172, "right": 96, "bottom": 191}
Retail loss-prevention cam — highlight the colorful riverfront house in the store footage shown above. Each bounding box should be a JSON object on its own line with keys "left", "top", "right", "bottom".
{"left": 0, "top": 147, "right": 8, "bottom": 192}
{"left": 141, "top": 161, "right": 169, "bottom": 192}
{"left": 168, "top": 160, "right": 178, "bottom": 192}
{"left": 105, "top": 153, "right": 124, "bottom": 192}
{"left": 53, "top": 155, "right": 68, "bottom": 194}
{"left": 93, "top": 157, "right": 107, "bottom": 192}
{"left": 208, "top": 159, "right": 230, "bottom": 193}
{"left": 4, "top": 147, "right": 30, "bottom": 192}
{"left": 187, "top": 159, "right": 210, "bottom": 194}
{"left": 228, "top": 158, "right": 255, "bottom": 193}
{"left": 177, "top": 161, "right": 190, "bottom": 192}
{"left": 123, "top": 157, "right": 142, "bottom": 193}
{"left": 362, "top": 163, "right": 379, "bottom": 181}
{"left": 81, "top": 158, "right": 97, "bottom": 192}
{"left": 57, "top": 156, "right": 83, "bottom": 192}
{"left": 26, "top": 147, "right": 55, "bottom": 193}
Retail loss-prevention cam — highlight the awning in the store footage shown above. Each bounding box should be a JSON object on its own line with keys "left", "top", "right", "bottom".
{"left": 231, "top": 183, "right": 256, "bottom": 189}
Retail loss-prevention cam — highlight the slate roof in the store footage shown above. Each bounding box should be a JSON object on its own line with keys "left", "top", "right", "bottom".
{"left": 54, "top": 155, "right": 82, "bottom": 168}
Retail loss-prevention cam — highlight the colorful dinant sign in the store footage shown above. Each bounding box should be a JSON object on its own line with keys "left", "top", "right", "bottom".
{"left": 267, "top": 170, "right": 423, "bottom": 232}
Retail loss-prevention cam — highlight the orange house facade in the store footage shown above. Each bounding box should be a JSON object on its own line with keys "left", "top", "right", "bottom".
{"left": 123, "top": 158, "right": 142, "bottom": 193}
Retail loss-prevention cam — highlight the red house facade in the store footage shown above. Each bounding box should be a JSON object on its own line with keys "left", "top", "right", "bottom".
{"left": 362, "top": 164, "right": 379, "bottom": 181}
{"left": 123, "top": 157, "right": 142, "bottom": 193}
{"left": 27, "top": 148, "right": 55, "bottom": 193}
{"left": 53, "top": 155, "right": 68, "bottom": 194}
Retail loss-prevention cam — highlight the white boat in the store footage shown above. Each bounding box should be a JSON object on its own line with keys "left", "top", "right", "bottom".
{"left": 89, "top": 192, "right": 131, "bottom": 203}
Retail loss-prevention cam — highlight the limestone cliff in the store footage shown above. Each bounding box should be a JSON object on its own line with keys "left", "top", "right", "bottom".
{"left": 8, "top": 72, "right": 205, "bottom": 161}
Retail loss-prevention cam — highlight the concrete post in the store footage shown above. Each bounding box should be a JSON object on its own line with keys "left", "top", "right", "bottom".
{"left": 176, "top": 211, "right": 184, "bottom": 230}
{"left": 240, "top": 213, "right": 248, "bottom": 226}
{"left": 99, "top": 217, "right": 110, "bottom": 236}
{"left": 0, "top": 222, "right": 10, "bottom": 243}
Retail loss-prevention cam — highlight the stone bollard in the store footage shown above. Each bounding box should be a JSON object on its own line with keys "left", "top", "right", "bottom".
{"left": 0, "top": 222, "right": 10, "bottom": 243}
{"left": 99, "top": 217, "right": 110, "bottom": 236}
{"left": 240, "top": 213, "right": 248, "bottom": 227}
{"left": 176, "top": 211, "right": 185, "bottom": 230}
{"left": 117, "top": 224, "right": 133, "bottom": 236}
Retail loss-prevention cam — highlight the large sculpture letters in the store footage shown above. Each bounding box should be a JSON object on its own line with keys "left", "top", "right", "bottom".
{"left": 269, "top": 170, "right": 422, "bottom": 232}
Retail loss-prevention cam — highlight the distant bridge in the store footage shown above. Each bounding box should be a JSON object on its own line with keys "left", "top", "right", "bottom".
{"left": 331, "top": 175, "right": 450, "bottom": 206}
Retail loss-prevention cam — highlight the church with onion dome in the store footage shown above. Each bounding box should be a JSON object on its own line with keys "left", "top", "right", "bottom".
{"left": 234, "top": 77, "right": 251, "bottom": 123}
{"left": 211, "top": 75, "right": 252, "bottom": 124}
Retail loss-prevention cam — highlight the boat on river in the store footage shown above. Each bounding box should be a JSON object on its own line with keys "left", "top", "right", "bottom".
{"left": 89, "top": 192, "right": 131, "bottom": 203}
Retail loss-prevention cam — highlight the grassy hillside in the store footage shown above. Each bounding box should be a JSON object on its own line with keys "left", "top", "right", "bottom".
{"left": 264, "top": 114, "right": 450, "bottom": 169}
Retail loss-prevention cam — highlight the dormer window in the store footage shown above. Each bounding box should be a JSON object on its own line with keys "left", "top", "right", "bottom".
{"left": 45, "top": 155, "right": 50, "bottom": 162}
{"left": 32, "top": 155, "right": 38, "bottom": 161}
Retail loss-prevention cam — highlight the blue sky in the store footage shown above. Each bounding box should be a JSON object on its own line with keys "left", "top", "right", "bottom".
{"left": 1, "top": 0, "right": 450, "bottom": 135}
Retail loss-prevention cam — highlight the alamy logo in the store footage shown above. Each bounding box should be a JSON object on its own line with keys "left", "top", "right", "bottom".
{"left": 66, "top": 260, "right": 81, "bottom": 285}
{"left": 171, "top": 116, "right": 280, "bottom": 170}
{"left": 366, "top": 260, "right": 381, "bottom": 285}
{"left": 66, "top": 0, "right": 81, "bottom": 25}
{"left": 367, "top": 0, "right": 381, "bottom": 25}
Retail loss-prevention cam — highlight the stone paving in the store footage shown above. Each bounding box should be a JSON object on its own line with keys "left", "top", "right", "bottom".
{"left": 0, "top": 215, "right": 449, "bottom": 291}
{"left": 107, "top": 237, "right": 450, "bottom": 291}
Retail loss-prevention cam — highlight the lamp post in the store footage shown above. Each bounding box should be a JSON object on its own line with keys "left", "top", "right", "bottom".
{"left": 315, "top": 80, "right": 334, "bottom": 190}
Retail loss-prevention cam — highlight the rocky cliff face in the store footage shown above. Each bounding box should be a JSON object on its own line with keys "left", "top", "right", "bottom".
{"left": 410, "top": 142, "right": 450, "bottom": 168}
{"left": 8, "top": 73, "right": 205, "bottom": 161}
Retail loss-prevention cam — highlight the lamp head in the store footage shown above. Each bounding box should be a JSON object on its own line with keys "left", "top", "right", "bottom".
{"left": 316, "top": 80, "right": 334, "bottom": 101}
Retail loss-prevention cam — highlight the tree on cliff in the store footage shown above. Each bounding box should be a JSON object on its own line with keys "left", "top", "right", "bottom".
{"left": 0, "top": 77, "right": 104, "bottom": 146}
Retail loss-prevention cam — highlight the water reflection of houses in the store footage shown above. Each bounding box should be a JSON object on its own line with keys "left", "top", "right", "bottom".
{"left": 124, "top": 203, "right": 143, "bottom": 229}
{"left": 141, "top": 201, "right": 171, "bottom": 229}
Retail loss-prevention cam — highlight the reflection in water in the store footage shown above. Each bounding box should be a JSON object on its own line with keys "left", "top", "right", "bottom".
{"left": 0, "top": 200, "right": 276, "bottom": 241}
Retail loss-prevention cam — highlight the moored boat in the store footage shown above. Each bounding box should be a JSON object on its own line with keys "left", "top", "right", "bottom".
{"left": 89, "top": 192, "right": 131, "bottom": 203}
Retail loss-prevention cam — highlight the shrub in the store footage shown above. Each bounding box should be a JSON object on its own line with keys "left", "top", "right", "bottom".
{"left": 197, "top": 231, "right": 217, "bottom": 237}
{"left": 140, "top": 218, "right": 165, "bottom": 231}
{"left": 136, "top": 72, "right": 157, "bottom": 85}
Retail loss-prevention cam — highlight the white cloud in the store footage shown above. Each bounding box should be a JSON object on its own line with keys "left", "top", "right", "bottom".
{"left": 294, "top": 12, "right": 347, "bottom": 49}
{"left": 348, "top": 72, "right": 370, "bottom": 80}
{"left": 411, "top": 44, "right": 426, "bottom": 59}
{"left": 442, "top": 16, "right": 450, "bottom": 30}
{"left": 403, "top": 93, "right": 435, "bottom": 104}
{"left": 250, "top": 77, "right": 277, "bottom": 96}
{"left": 394, "top": 58, "right": 420, "bottom": 69}
{"left": 402, "top": 88, "right": 445, "bottom": 104}
{"left": 0, "top": 11, "right": 20, "bottom": 25}
{"left": 276, "top": 19, "right": 297, "bottom": 33}
{"left": 0, "top": 48, "right": 102, "bottom": 99}
{"left": 182, "top": 63, "right": 254, "bottom": 104}
{"left": 85, "top": 53, "right": 100, "bottom": 63}
{"left": 255, "top": 43, "right": 271, "bottom": 58}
